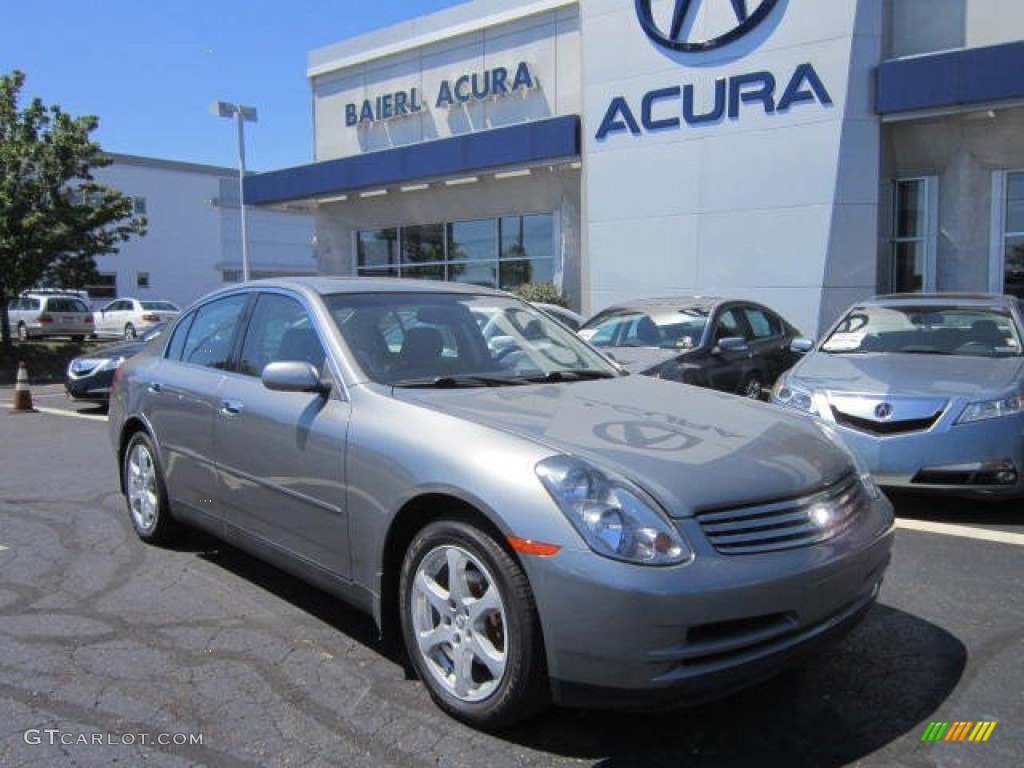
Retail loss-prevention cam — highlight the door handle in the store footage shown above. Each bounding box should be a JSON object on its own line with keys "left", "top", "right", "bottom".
{"left": 147, "top": 382, "right": 163, "bottom": 393}
{"left": 220, "top": 399, "right": 244, "bottom": 416}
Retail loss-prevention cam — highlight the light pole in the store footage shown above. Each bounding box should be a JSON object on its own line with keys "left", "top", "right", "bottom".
{"left": 210, "top": 101, "right": 258, "bottom": 282}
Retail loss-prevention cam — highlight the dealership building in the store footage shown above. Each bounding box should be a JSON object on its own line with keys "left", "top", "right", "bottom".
{"left": 246, "top": 0, "right": 1024, "bottom": 335}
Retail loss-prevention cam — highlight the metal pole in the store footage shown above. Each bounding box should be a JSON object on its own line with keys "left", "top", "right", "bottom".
{"left": 235, "top": 108, "right": 250, "bottom": 282}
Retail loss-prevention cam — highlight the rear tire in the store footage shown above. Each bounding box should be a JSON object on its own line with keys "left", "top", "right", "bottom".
{"left": 123, "top": 432, "right": 181, "bottom": 545}
{"left": 399, "top": 518, "right": 548, "bottom": 730}
{"left": 124, "top": 324, "right": 137, "bottom": 340}
{"left": 740, "top": 374, "right": 763, "bottom": 400}
{"left": 17, "top": 323, "right": 28, "bottom": 342}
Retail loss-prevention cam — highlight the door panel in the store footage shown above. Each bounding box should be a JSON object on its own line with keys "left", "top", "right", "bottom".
{"left": 214, "top": 292, "right": 351, "bottom": 577}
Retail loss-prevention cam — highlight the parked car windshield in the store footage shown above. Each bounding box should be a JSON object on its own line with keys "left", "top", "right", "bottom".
{"left": 580, "top": 308, "right": 708, "bottom": 350}
{"left": 821, "top": 304, "right": 1023, "bottom": 356}
{"left": 326, "top": 292, "right": 618, "bottom": 386}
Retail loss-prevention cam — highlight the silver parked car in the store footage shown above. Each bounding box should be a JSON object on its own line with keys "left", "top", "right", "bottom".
{"left": 773, "top": 293, "right": 1024, "bottom": 498}
{"left": 109, "top": 278, "right": 894, "bottom": 729}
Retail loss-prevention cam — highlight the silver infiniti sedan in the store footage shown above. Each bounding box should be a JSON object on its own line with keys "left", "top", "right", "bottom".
{"left": 109, "top": 278, "right": 894, "bottom": 729}
{"left": 773, "top": 293, "right": 1024, "bottom": 498}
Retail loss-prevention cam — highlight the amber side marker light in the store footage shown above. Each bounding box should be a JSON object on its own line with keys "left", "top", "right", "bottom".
{"left": 507, "top": 536, "right": 561, "bottom": 557}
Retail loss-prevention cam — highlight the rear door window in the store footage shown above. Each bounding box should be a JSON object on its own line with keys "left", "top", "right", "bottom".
{"left": 179, "top": 294, "right": 248, "bottom": 370}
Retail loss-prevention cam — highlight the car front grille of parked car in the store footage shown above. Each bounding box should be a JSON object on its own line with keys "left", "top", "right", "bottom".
{"left": 694, "top": 472, "right": 865, "bottom": 555}
{"left": 829, "top": 407, "right": 943, "bottom": 436}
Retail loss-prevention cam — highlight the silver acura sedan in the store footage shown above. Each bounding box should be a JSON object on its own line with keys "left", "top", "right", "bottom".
{"left": 109, "top": 278, "right": 894, "bottom": 729}
{"left": 773, "top": 293, "right": 1024, "bottom": 498}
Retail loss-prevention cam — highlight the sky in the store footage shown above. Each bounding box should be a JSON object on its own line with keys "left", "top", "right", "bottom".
{"left": 0, "top": 0, "right": 466, "bottom": 172}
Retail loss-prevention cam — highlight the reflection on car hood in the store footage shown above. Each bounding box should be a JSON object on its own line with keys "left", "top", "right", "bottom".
{"left": 790, "top": 352, "right": 1024, "bottom": 396}
{"left": 599, "top": 346, "right": 684, "bottom": 373}
{"left": 77, "top": 339, "right": 147, "bottom": 362}
{"left": 397, "top": 375, "right": 849, "bottom": 516}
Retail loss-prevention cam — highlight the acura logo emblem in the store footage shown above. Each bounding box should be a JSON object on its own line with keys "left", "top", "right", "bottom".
{"left": 635, "top": 0, "right": 780, "bottom": 52}
{"left": 874, "top": 403, "right": 893, "bottom": 421}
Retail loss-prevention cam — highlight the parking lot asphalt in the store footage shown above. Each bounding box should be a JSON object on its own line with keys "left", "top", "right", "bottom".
{"left": 1, "top": 392, "right": 1021, "bottom": 767}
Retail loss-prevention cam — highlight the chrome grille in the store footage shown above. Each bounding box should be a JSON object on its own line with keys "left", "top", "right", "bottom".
{"left": 695, "top": 473, "right": 865, "bottom": 555}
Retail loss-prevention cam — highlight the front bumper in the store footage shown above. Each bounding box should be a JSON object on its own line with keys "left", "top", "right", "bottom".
{"left": 834, "top": 415, "right": 1024, "bottom": 498}
{"left": 65, "top": 369, "right": 114, "bottom": 401}
{"left": 526, "top": 496, "right": 894, "bottom": 708}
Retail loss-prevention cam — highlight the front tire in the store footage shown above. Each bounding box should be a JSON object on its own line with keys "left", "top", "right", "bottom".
{"left": 399, "top": 519, "right": 548, "bottom": 730}
{"left": 123, "top": 432, "right": 181, "bottom": 545}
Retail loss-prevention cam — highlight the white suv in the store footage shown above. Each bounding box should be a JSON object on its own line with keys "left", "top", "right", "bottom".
{"left": 94, "top": 297, "right": 181, "bottom": 339}
{"left": 7, "top": 291, "right": 94, "bottom": 341}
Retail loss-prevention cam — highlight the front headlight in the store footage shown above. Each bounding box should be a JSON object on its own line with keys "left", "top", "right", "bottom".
{"left": 956, "top": 395, "right": 1021, "bottom": 424}
{"left": 772, "top": 378, "right": 816, "bottom": 414}
{"left": 98, "top": 356, "right": 126, "bottom": 372}
{"left": 536, "top": 456, "right": 692, "bottom": 566}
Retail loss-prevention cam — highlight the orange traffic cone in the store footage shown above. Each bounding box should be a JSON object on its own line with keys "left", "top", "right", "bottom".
{"left": 9, "top": 361, "right": 38, "bottom": 414}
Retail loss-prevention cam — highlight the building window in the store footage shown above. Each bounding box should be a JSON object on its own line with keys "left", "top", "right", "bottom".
{"left": 891, "top": 177, "right": 937, "bottom": 292}
{"left": 136, "top": 272, "right": 150, "bottom": 289}
{"left": 222, "top": 269, "right": 243, "bottom": 283}
{"left": 356, "top": 213, "right": 557, "bottom": 290}
{"left": 133, "top": 197, "right": 147, "bottom": 215}
{"left": 1000, "top": 171, "right": 1024, "bottom": 297}
{"left": 85, "top": 273, "right": 117, "bottom": 301}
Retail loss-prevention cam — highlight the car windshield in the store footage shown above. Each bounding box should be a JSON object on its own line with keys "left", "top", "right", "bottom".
{"left": 821, "top": 304, "right": 1023, "bottom": 357}
{"left": 141, "top": 301, "right": 179, "bottom": 311}
{"left": 325, "top": 292, "right": 619, "bottom": 386}
{"left": 579, "top": 307, "right": 708, "bottom": 350}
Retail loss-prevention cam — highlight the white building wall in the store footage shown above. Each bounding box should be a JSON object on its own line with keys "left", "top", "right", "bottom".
{"left": 580, "top": 0, "right": 882, "bottom": 334}
{"left": 94, "top": 156, "right": 314, "bottom": 309}
{"left": 310, "top": 1, "right": 579, "bottom": 161}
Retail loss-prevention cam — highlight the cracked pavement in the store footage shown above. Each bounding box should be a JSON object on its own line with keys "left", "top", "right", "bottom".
{"left": 0, "top": 408, "right": 1020, "bottom": 767}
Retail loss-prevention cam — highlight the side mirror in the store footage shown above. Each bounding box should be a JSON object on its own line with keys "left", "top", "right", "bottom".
{"left": 714, "top": 336, "right": 749, "bottom": 355}
{"left": 790, "top": 337, "right": 815, "bottom": 354}
{"left": 262, "top": 361, "right": 330, "bottom": 395}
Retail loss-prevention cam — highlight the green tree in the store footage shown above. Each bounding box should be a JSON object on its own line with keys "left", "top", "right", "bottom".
{"left": 0, "top": 70, "right": 146, "bottom": 344}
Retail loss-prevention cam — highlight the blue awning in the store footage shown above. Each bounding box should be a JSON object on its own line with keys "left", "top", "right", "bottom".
{"left": 877, "top": 41, "right": 1024, "bottom": 115}
{"left": 245, "top": 115, "right": 580, "bottom": 206}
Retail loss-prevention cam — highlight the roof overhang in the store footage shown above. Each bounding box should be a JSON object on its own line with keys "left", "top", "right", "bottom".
{"left": 244, "top": 115, "right": 580, "bottom": 207}
{"left": 877, "top": 40, "right": 1024, "bottom": 119}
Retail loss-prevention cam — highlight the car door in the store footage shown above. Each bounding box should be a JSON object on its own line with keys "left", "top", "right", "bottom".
{"left": 214, "top": 291, "right": 352, "bottom": 577}
{"left": 142, "top": 292, "right": 250, "bottom": 527}
{"left": 741, "top": 304, "right": 795, "bottom": 384}
{"left": 702, "top": 306, "right": 752, "bottom": 393}
{"left": 95, "top": 300, "right": 122, "bottom": 337}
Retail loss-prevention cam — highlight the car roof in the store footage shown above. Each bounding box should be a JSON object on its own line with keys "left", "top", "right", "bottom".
{"left": 205, "top": 276, "right": 511, "bottom": 300}
{"left": 595, "top": 296, "right": 728, "bottom": 314}
{"left": 860, "top": 293, "right": 1020, "bottom": 309}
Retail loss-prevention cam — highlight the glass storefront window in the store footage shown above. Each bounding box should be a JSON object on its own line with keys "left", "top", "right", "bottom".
{"left": 356, "top": 213, "right": 557, "bottom": 292}
{"left": 1004, "top": 172, "right": 1024, "bottom": 297}
{"left": 357, "top": 229, "right": 399, "bottom": 273}
{"left": 891, "top": 177, "right": 936, "bottom": 292}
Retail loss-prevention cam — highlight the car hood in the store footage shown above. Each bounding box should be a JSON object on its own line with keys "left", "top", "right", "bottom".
{"left": 789, "top": 352, "right": 1024, "bottom": 396}
{"left": 79, "top": 339, "right": 147, "bottom": 361}
{"left": 395, "top": 375, "right": 850, "bottom": 517}
{"left": 598, "top": 346, "right": 684, "bottom": 373}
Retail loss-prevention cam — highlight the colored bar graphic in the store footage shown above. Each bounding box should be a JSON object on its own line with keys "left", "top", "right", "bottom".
{"left": 969, "top": 722, "right": 998, "bottom": 742}
{"left": 945, "top": 721, "right": 972, "bottom": 741}
{"left": 920, "top": 720, "right": 997, "bottom": 742}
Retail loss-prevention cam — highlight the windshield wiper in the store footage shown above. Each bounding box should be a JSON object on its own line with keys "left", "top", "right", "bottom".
{"left": 393, "top": 374, "right": 528, "bottom": 389}
{"left": 519, "top": 369, "right": 620, "bottom": 383}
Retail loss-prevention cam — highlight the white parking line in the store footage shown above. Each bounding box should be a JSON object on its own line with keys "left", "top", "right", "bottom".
{"left": 0, "top": 544, "right": 8, "bottom": 551}
{"left": 34, "top": 406, "right": 107, "bottom": 423}
{"left": 895, "top": 518, "right": 1024, "bottom": 547}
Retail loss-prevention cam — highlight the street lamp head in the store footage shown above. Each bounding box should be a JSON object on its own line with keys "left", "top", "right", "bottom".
{"left": 209, "top": 101, "right": 258, "bottom": 122}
